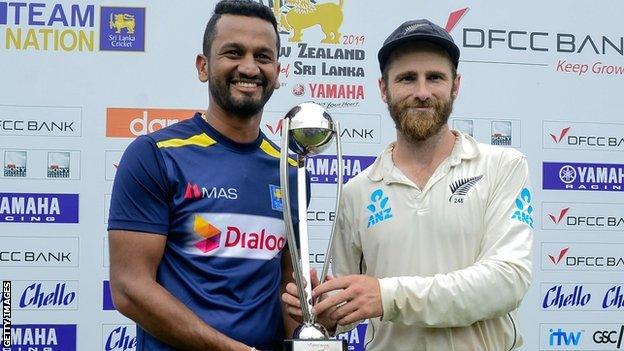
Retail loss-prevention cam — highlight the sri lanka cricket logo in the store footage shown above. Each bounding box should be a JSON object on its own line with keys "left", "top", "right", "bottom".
{"left": 261, "top": 0, "right": 345, "bottom": 44}
{"left": 109, "top": 13, "right": 136, "bottom": 34}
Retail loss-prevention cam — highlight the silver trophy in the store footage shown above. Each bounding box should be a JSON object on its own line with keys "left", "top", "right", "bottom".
{"left": 280, "top": 102, "right": 347, "bottom": 351}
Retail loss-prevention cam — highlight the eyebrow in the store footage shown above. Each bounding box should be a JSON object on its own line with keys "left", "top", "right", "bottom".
{"left": 395, "top": 69, "right": 450, "bottom": 78}
{"left": 218, "top": 42, "right": 276, "bottom": 56}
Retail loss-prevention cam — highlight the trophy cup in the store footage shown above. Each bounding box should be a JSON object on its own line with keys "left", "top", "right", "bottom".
{"left": 280, "top": 102, "right": 347, "bottom": 351}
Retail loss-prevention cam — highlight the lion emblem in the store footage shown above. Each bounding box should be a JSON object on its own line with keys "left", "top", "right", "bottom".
{"left": 109, "top": 13, "right": 136, "bottom": 34}
{"left": 275, "top": 0, "right": 344, "bottom": 44}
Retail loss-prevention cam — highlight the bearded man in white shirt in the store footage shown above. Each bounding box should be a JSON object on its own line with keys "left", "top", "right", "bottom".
{"left": 283, "top": 19, "right": 534, "bottom": 351}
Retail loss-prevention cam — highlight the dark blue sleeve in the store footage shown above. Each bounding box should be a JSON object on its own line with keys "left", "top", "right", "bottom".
{"left": 107, "top": 136, "right": 171, "bottom": 235}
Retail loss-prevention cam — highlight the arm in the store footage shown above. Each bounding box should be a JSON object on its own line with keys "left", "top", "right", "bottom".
{"left": 109, "top": 230, "right": 250, "bottom": 351}
{"left": 377, "top": 155, "right": 533, "bottom": 327}
{"left": 280, "top": 248, "right": 301, "bottom": 338}
{"left": 315, "top": 155, "right": 533, "bottom": 328}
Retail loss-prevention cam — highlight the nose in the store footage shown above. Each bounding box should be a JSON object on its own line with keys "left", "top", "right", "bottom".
{"left": 237, "top": 54, "right": 261, "bottom": 78}
{"left": 412, "top": 80, "right": 432, "bottom": 101}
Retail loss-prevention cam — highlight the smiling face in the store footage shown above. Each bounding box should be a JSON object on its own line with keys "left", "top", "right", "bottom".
{"left": 379, "top": 42, "right": 460, "bottom": 143}
{"left": 198, "top": 14, "right": 280, "bottom": 119}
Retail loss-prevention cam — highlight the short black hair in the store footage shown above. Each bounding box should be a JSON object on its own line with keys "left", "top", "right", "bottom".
{"left": 202, "top": 0, "right": 280, "bottom": 58}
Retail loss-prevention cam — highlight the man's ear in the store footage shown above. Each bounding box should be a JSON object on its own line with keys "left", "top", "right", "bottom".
{"left": 451, "top": 73, "right": 461, "bottom": 98}
{"left": 378, "top": 77, "right": 388, "bottom": 103}
{"left": 274, "top": 62, "right": 281, "bottom": 90}
{"left": 196, "top": 54, "right": 209, "bottom": 83}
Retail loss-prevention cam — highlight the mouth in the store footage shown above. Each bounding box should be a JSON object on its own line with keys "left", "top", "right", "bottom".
{"left": 230, "top": 79, "right": 264, "bottom": 94}
{"left": 407, "top": 105, "right": 433, "bottom": 112}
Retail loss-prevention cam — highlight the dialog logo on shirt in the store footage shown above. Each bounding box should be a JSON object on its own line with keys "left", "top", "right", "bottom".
{"left": 448, "top": 175, "right": 483, "bottom": 203}
{"left": 191, "top": 214, "right": 286, "bottom": 259}
{"left": 511, "top": 187, "right": 534, "bottom": 228}
{"left": 193, "top": 216, "right": 222, "bottom": 254}
{"left": 366, "top": 189, "right": 393, "bottom": 228}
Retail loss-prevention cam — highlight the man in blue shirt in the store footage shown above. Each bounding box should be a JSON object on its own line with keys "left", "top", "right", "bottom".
{"left": 108, "top": 1, "right": 298, "bottom": 350}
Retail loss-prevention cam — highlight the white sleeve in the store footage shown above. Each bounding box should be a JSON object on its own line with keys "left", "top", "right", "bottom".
{"left": 379, "top": 155, "right": 534, "bottom": 327}
{"left": 330, "top": 193, "right": 365, "bottom": 334}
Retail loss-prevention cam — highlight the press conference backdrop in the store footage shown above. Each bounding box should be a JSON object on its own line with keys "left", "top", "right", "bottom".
{"left": 1, "top": 1, "right": 623, "bottom": 350}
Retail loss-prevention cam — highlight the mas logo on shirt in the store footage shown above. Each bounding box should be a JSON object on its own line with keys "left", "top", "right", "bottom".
{"left": 511, "top": 187, "right": 534, "bottom": 228}
{"left": 366, "top": 188, "right": 393, "bottom": 228}
{"left": 448, "top": 175, "right": 483, "bottom": 203}
{"left": 183, "top": 182, "right": 238, "bottom": 201}
{"left": 190, "top": 213, "right": 286, "bottom": 259}
{"left": 269, "top": 184, "right": 283, "bottom": 211}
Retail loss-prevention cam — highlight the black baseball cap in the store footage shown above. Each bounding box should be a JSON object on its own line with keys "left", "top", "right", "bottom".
{"left": 377, "top": 19, "right": 460, "bottom": 72}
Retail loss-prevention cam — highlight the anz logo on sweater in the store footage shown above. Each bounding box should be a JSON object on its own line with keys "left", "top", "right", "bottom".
{"left": 512, "top": 187, "right": 534, "bottom": 228}
{"left": 449, "top": 175, "right": 483, "bottom": 203}
{"left": 366, "top": 188, "right": 393, "bottom": 228}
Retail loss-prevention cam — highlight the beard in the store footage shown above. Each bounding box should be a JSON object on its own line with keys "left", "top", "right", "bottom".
{"left": 208, "top": 70, "right": 275, "bottom": 119}
{"left": 387, "top": 89, "right": 455, "bottom": 143}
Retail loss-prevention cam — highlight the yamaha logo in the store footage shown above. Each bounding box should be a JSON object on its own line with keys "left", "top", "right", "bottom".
{"left": 559, "top": 165, "right": 577, "bottom": 183}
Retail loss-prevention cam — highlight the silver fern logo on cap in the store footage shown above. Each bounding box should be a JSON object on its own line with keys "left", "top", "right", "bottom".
{"left": 404, "top": 23, "right": 427, "bottom": 34}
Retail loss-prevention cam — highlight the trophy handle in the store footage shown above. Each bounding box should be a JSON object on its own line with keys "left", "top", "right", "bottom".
{"left": 280, "top": 117, "right": 313, "bottom": 324}
{"left": 311, "top": 121, "right": 343, "bottom": 325}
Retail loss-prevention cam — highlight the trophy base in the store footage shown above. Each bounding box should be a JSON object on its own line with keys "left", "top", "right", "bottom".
{"left": 284, "top": 339, "right": 347, "bottom": 351}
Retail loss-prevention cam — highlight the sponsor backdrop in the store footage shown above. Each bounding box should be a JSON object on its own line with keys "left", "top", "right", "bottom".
{"left": 1, "top": 0, "right": 622, "bottom": 350}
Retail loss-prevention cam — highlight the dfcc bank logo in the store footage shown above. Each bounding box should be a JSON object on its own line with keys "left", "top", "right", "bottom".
{"left": 446, "top": 5, "right": 624, "bottom": 78}
{"left": 106, "top": 108, "right": 197, "bottom": 138}
{"left": 445, "top": 7, "right": 470, "bottom": 33}
{"left": 266, "top": 119, "right": 285, "bottom": 135}
{"left": 549, "top": 247, "right": 569, "bottom": 264}
{"left": 545, "top": 121, "right": 624, "bottom": 150}
{"left": 550, "top": 127, "right": 571, "bottom": 144}
{"left": 549, "top": 207, "right": 570, "bottom": 224}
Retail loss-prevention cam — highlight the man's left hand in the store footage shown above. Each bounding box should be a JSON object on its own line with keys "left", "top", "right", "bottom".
{"left": 311, "top": 275, "right": 383, "bottom": 325}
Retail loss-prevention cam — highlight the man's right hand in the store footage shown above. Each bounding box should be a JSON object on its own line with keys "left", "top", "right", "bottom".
{"left": 281, "top": 270, "right": 339, "bottom": 333}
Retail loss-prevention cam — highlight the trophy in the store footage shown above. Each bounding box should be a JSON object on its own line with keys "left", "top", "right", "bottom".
{"left": 280, "top": 102, "right": 347, "bottom": 351}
